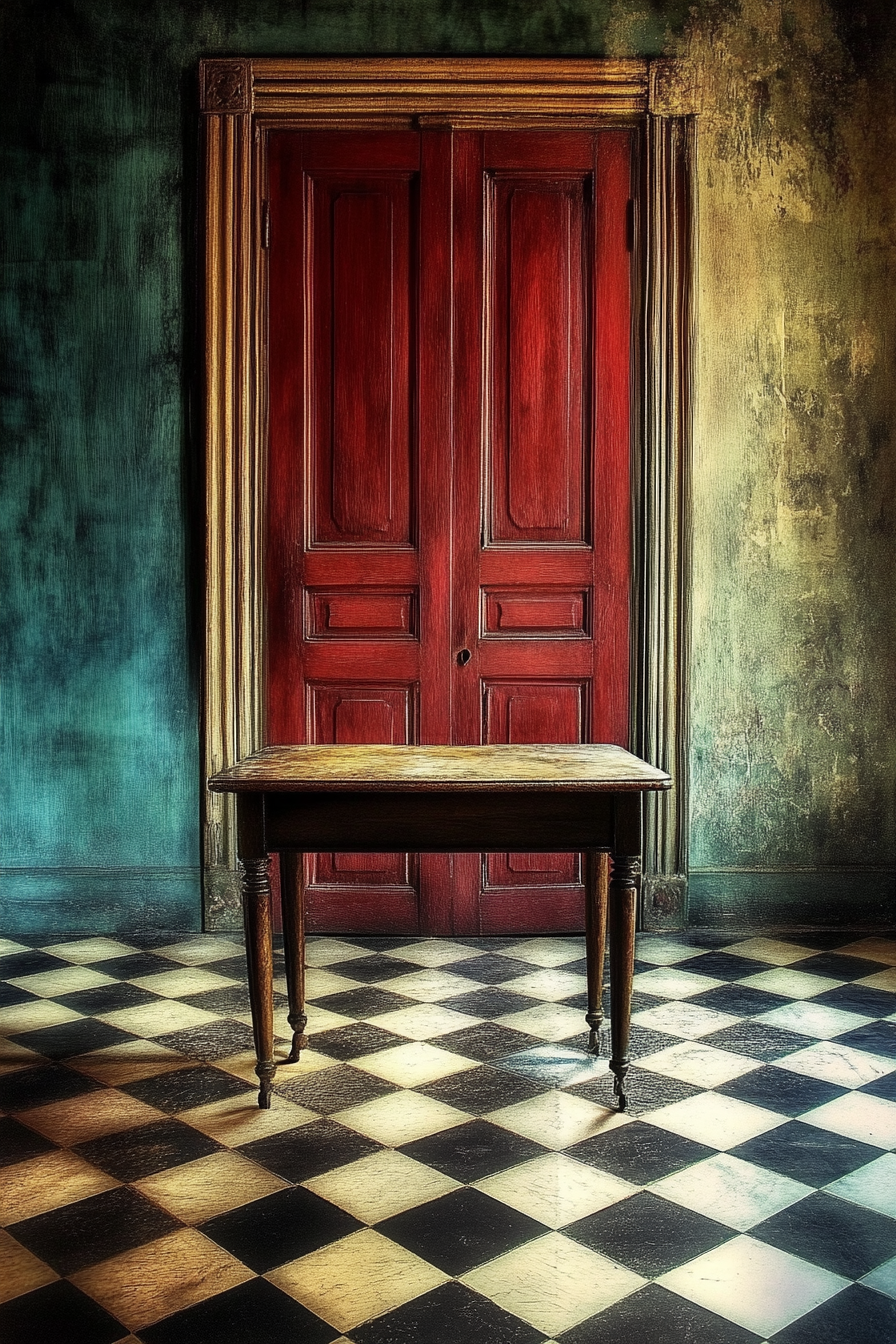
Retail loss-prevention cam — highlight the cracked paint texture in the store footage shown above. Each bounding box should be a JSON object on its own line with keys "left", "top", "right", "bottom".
{"left": 1, "top": 0, "right": 894, "bottom": 930}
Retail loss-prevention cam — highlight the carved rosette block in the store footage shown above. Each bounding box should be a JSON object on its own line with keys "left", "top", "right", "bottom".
{"left": 201, "top": 58, "right": 251, "bottom": 114}
{"left": 648, "top": 59, "right": 701, "bottom": 117}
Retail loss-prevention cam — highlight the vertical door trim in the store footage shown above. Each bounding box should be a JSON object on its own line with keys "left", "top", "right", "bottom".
{"left": 636, "top": 77, "right": 698, "bottom": 929}
{"left": 200, "top": 57, "right": 695, "bottom": 929}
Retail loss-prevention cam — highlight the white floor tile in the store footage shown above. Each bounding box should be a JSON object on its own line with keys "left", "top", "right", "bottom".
{"left": 488, "top": 1090, "right": 631, "bottom": 1150}
{"left": 634, "top": 939, "right": 711, "bottom": 965}
{"left": 802, "top": 1092, "right": 896, "bottom": 1149}
{"left": 739, "top": 968, "right": 843, "bottom": 999}
{"left": 496, "top": 939, "right": 584, "bottom": 968}
{"left": 461, "top": 1233, "right": 644, "bottom": 1335}
{"left": 723, "top": 938, "right": 819, "bottom": 966}
{"left": 861, "top": 1254, "right": 896, "bottom": 1300}
{"left": 774, "top": 1041, "right": 895, "bottom": 1088}
{"left": 383, "top": 940, "right": 485, "bottom": 967}
{"left": 651, "top": 1153, "right": 812, "bottom": 1230}
{"left": 637, "top": 1041, "right": 757, "bottom": 1088}
{"left": 658, "top": 1235, "right": 849, "bottom": 1336}
{"left": 632, "top": 1000, "right": 740, "bottom": 1040}
{"left": 756, "top": 1001, "right": 873, "bottom": 1040}
{"left": 824, "top": 1153, "right": 896, "bottom": 1217}
{"left": 648, "top": 1092, "right": 785, "bottom": 1149}
{"left": 630, "top": 967, "right": 724, "bottom": 999}
{"left": 474, "top": 1154, "right": 637, "bottom": 1228}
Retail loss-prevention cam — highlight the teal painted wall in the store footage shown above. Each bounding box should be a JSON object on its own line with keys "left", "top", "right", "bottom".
{"left": 1, "top": 0, "right": 894, "bottom": 933}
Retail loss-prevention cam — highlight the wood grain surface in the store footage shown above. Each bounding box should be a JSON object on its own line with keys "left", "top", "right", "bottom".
{"left": 209, "top": 744, "right": 671, "bottom": 791}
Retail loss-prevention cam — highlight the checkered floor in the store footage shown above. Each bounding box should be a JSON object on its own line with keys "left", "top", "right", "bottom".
{"left": 2, "top": 930, "right": 896, "bottom": 1343}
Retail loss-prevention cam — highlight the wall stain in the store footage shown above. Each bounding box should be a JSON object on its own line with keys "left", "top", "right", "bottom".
{"left": 1, "top": 0, "right": 893, "bottom": 928}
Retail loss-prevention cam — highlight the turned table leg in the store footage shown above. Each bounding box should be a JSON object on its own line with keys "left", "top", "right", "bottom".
{"left": 280, "top": 850, "right": 308, "bottom": 1063}
{"left": 237, "top": 796, "right": 277, "bottom": 1109}
{"left": 608, "top": 795, "right": 642, "bottom": 1110}
{"left": 584, "top": 850, "right": 609, "bottom": 1053}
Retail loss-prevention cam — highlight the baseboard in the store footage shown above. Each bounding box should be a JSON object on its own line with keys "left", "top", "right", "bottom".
{"left": 688, "top": 868, "right": 896, "bottom": 930}
{"left": 0, "top": 868, "right": 202, "bottom": 937}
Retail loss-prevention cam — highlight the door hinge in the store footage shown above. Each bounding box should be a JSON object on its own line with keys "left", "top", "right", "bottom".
{"left": 625, "top": 199, "right": 636, "bottom": 252}
{"left": 260, "top": 200, "right": 271, "bottom": 250}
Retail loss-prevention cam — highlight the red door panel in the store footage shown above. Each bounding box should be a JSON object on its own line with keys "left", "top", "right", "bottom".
{"left": 489, "top": 175, "right": 587, "bottom": 543}
{"left": 452, "top": 129, "right": 633, "bottom": 934}
{"left": 266, "top": 126, "right": 634, "bottom": 935}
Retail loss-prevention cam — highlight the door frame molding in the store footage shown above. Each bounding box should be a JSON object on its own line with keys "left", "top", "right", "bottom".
{"left": 200, "top": 56, "right": 696, "bottom": 929}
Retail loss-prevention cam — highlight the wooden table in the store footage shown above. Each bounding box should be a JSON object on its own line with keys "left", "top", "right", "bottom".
{"left": 208, "top": 744, "right": 671, "bottom": 1110}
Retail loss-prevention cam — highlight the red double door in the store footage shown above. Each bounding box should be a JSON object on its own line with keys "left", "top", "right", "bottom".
{"left": 266, "top": 127, "right": 634, "bottom": 936}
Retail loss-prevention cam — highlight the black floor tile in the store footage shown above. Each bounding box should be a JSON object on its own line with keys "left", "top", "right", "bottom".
{"left": 311, "top": 986, "right": 412, "bottom": 1017}
{"left": 453, "top": 936, "right": 530, "bottom": 950}
{"left": 448, "top": 954, "right": 543, "bottom": 985}
{"left": 627, "top": 1023, "right": 682, "bottom": 1057}
{"left": 0, "top": 1115, "right": 58, "bottom": 1167}
{"left": 715, "top": 1064, "right": 846, "bottom": 1116}
{"left": 201, "top": 1184, "right": 362, "bottom": 1272}
{"left": 353, "top": 1279, "right": 546, "bottom": 1344}
{"left": 835, "top": 1020, "right": 896, "bottom": 1059}
{"left": 788, "top": 952, "right": 888, "bottom": 980}
{"left": 417, "top": 1063, "right": 550, "bottom": 1114}
{"left": 565, "top": 1190, "right": 732, "bottom": 1275}
{"left": 678, "top": 931, "right": 747, "bottom": 948}
{"left": 777, "top": 932, "right": 857, "bottom": 949}
{"left": 814, "top": 983, "right": 896, "bottom": 1017}
{"left": 324, "top": 954, "right": 413, "bottom": 983}
{"left": 0, "top": 950, "right": 69, "bottom": 977}
{"left": 56, "top": 982, "right": 165, "bottom": 1014}
{"left": 860, "top": 1070, "right": 896, "bottom": 1102}
{"left": 441, "top": 986, "right": 539, "bottom": 1019}
{"left": 309, "top": 1021, "right": 409, "bottom": 1061}
{"left": 75, "top": 1117, "right": 221, "bottom": 1181}
{"left": 566, "top": 1119, "right": 715, "bottom": 1184}
{"left": 559, "top": 1282, "right": 762, "bottom": 1344}
{"left": 688, "top": 983, "right": 792, "bottom": 1017}
{"left": 376, "top": 1186, "right": 546, "bottom": 1276}
{"left": 676, "top": 952, "right": 771, "bottom": 981}
{"left": 751, "top": 1189, "right": 896, "bottom": 1278}
{"left": 127, "top": 932, "right": 200, "bottom": 949}
{"left": 238, "top": 1116, "right": 383, "bottom": 1182}
{"left": 0, "top": 981, "right": 39, "bottom": 1007}
{"left": 199, "top": 954, "right": 249, "bottom": 980}
{"left": 699, "top": 1021, "right": 817, "bottom": 1061}
{"left": 434, "top": 1022, "right": 545, "bottom": 1062}
{"left": 770, "top": 1283, "right": 896, "bottom": 1344}
{"left": 154, "top": 1019, "right": 259, "bottom": 1061}
{"left": 0, "top": 1279, "right": 127, "bottom": 1344}
{"left": 121, "top": 1064, "right": 254, "bottom": 1113}
{"left": 191, "top": 987, "right": 288, "bottom": 1019}
{"left": 399, "top": 1117, "right": 546, "bottom": 1182}
{"left": 91, "top": 952, "right": 182, "bottom": 979}
{"left": 729, "top": 1119, "right": 883, "bottom": 1186}
{"left": 9, "top": 1019, "right": 137, "bottom": 1060}
{"left": 0, "top": 1062, "right": 101, "bottom": 1112}
{"left": 9, "top": 1183, "right": 181, "bottom": 1274}
{"left": 139, "top": 1276, "right": 338, "bottom": 1344}
{"left": 566, "top": 1066, "right": 702, "bottom": 1114}
{"left": 628, "top": 990, "right": 669, "bottom": 1014}
{"left": 273, "top": 1061, "right": 399, "bottom": 1112}
{"left": 342, "top": 935, "right": 422, "bottom": 951}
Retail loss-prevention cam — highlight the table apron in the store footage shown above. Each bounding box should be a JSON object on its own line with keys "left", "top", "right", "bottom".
{"left": 262, "top": 790, "right": 619, "bottom": 853}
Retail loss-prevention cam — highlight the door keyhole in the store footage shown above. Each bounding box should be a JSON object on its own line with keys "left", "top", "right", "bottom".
{"left": 457, "top": 648, "right": 472, "bottom": 666}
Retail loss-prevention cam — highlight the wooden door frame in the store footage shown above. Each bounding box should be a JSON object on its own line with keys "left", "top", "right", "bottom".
{"left": 200, "top": 56, "right": 696, "bottom": 931}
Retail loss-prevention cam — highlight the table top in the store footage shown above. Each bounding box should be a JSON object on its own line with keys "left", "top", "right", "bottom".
{"left": 209, "top": 744, "right": 672, "bottom": 793}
